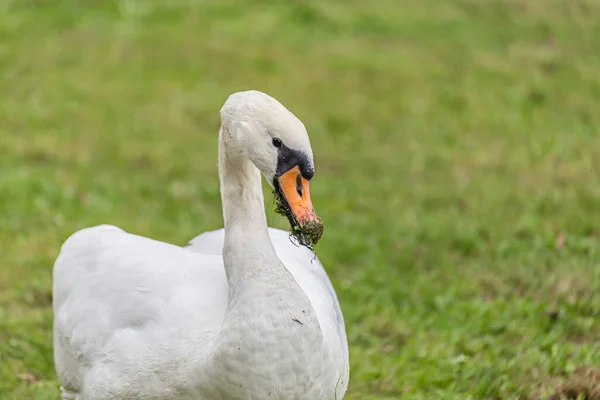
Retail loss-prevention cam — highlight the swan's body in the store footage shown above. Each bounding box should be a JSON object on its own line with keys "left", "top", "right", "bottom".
{"left": 53, "top": 91, "right": 349, "bottom": 399}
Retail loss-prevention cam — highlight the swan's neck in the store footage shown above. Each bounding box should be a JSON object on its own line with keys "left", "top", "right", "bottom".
{"left": 217, "top": 126, "right": 277, "bottom": 288}
{"left": 200, "top": 126, "right": 327, "bottom": 398}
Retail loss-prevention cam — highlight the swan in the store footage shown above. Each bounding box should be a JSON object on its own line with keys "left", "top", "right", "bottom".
{"left": 52, "top": 90, "right": 350, "bottom": 400}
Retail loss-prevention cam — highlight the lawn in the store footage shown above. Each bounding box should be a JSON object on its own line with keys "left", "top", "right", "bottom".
{"left": 1, "top": 0, "right": 600, "bottom": 399}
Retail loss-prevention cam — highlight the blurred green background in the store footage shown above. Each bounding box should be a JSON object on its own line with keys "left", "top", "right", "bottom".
{"left": 1, "top": 1, "right": 600, "bottom": 399}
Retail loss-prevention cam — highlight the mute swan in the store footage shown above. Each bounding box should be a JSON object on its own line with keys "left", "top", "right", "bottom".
{"left": 52, "top": 90, "right": 349, "bottom": 400}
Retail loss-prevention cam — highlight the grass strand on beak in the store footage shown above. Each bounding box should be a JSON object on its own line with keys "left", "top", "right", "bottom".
{"left": 273, "top": 189, "right": 324, "bottom": 252}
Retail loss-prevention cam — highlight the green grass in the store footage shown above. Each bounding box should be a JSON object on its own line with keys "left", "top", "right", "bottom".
{"left": 1, "top": 0, "right": 600, "bottom": 399}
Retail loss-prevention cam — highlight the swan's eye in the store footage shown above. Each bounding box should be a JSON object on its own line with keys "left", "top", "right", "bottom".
{"left": 272, "top": 138, "right": 283, "bottom": 148}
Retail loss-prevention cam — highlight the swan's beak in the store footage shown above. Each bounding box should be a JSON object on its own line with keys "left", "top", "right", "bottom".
{"left": 277, "top": 166, "right": 318, "bottom": 224}
{"left": 273, "top": 166, "right": 324, "bottom": 249}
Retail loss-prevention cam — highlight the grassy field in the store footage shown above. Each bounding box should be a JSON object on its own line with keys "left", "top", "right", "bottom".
{"left": 1, "top": 0, "right": 600, "bottom": 399}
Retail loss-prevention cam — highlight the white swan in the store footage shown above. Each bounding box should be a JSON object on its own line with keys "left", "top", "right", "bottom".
{"left": 52, "top": 90, "right": 350, "bottom": 400}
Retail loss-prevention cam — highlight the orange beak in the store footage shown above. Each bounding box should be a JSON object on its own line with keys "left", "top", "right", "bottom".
{"left": 274, "top": 166, "right": 324, "bottom": 249}
{"left": 277, "top": 166, "right": 320, "bottom": 225}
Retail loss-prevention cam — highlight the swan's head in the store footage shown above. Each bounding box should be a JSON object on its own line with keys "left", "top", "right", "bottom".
{"left": 220, "top": 90, "right": 323, "bottom": 248}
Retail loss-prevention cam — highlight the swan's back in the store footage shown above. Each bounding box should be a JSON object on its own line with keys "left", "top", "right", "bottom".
{"left": 53, "top": 225, "right": 228, "bottom": 398}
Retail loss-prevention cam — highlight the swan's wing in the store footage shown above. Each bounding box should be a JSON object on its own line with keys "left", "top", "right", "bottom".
{"left": 267, "top": 229, "right": 346, "bottom": 330}
{"left": 187, "top": 227, "right": 349, "bottom": 388}
{"left": 53, "top": 225, "right": 228, "bottom": 393}
{"left": 185, "top": 228, "right": 226, "bottom": 255}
